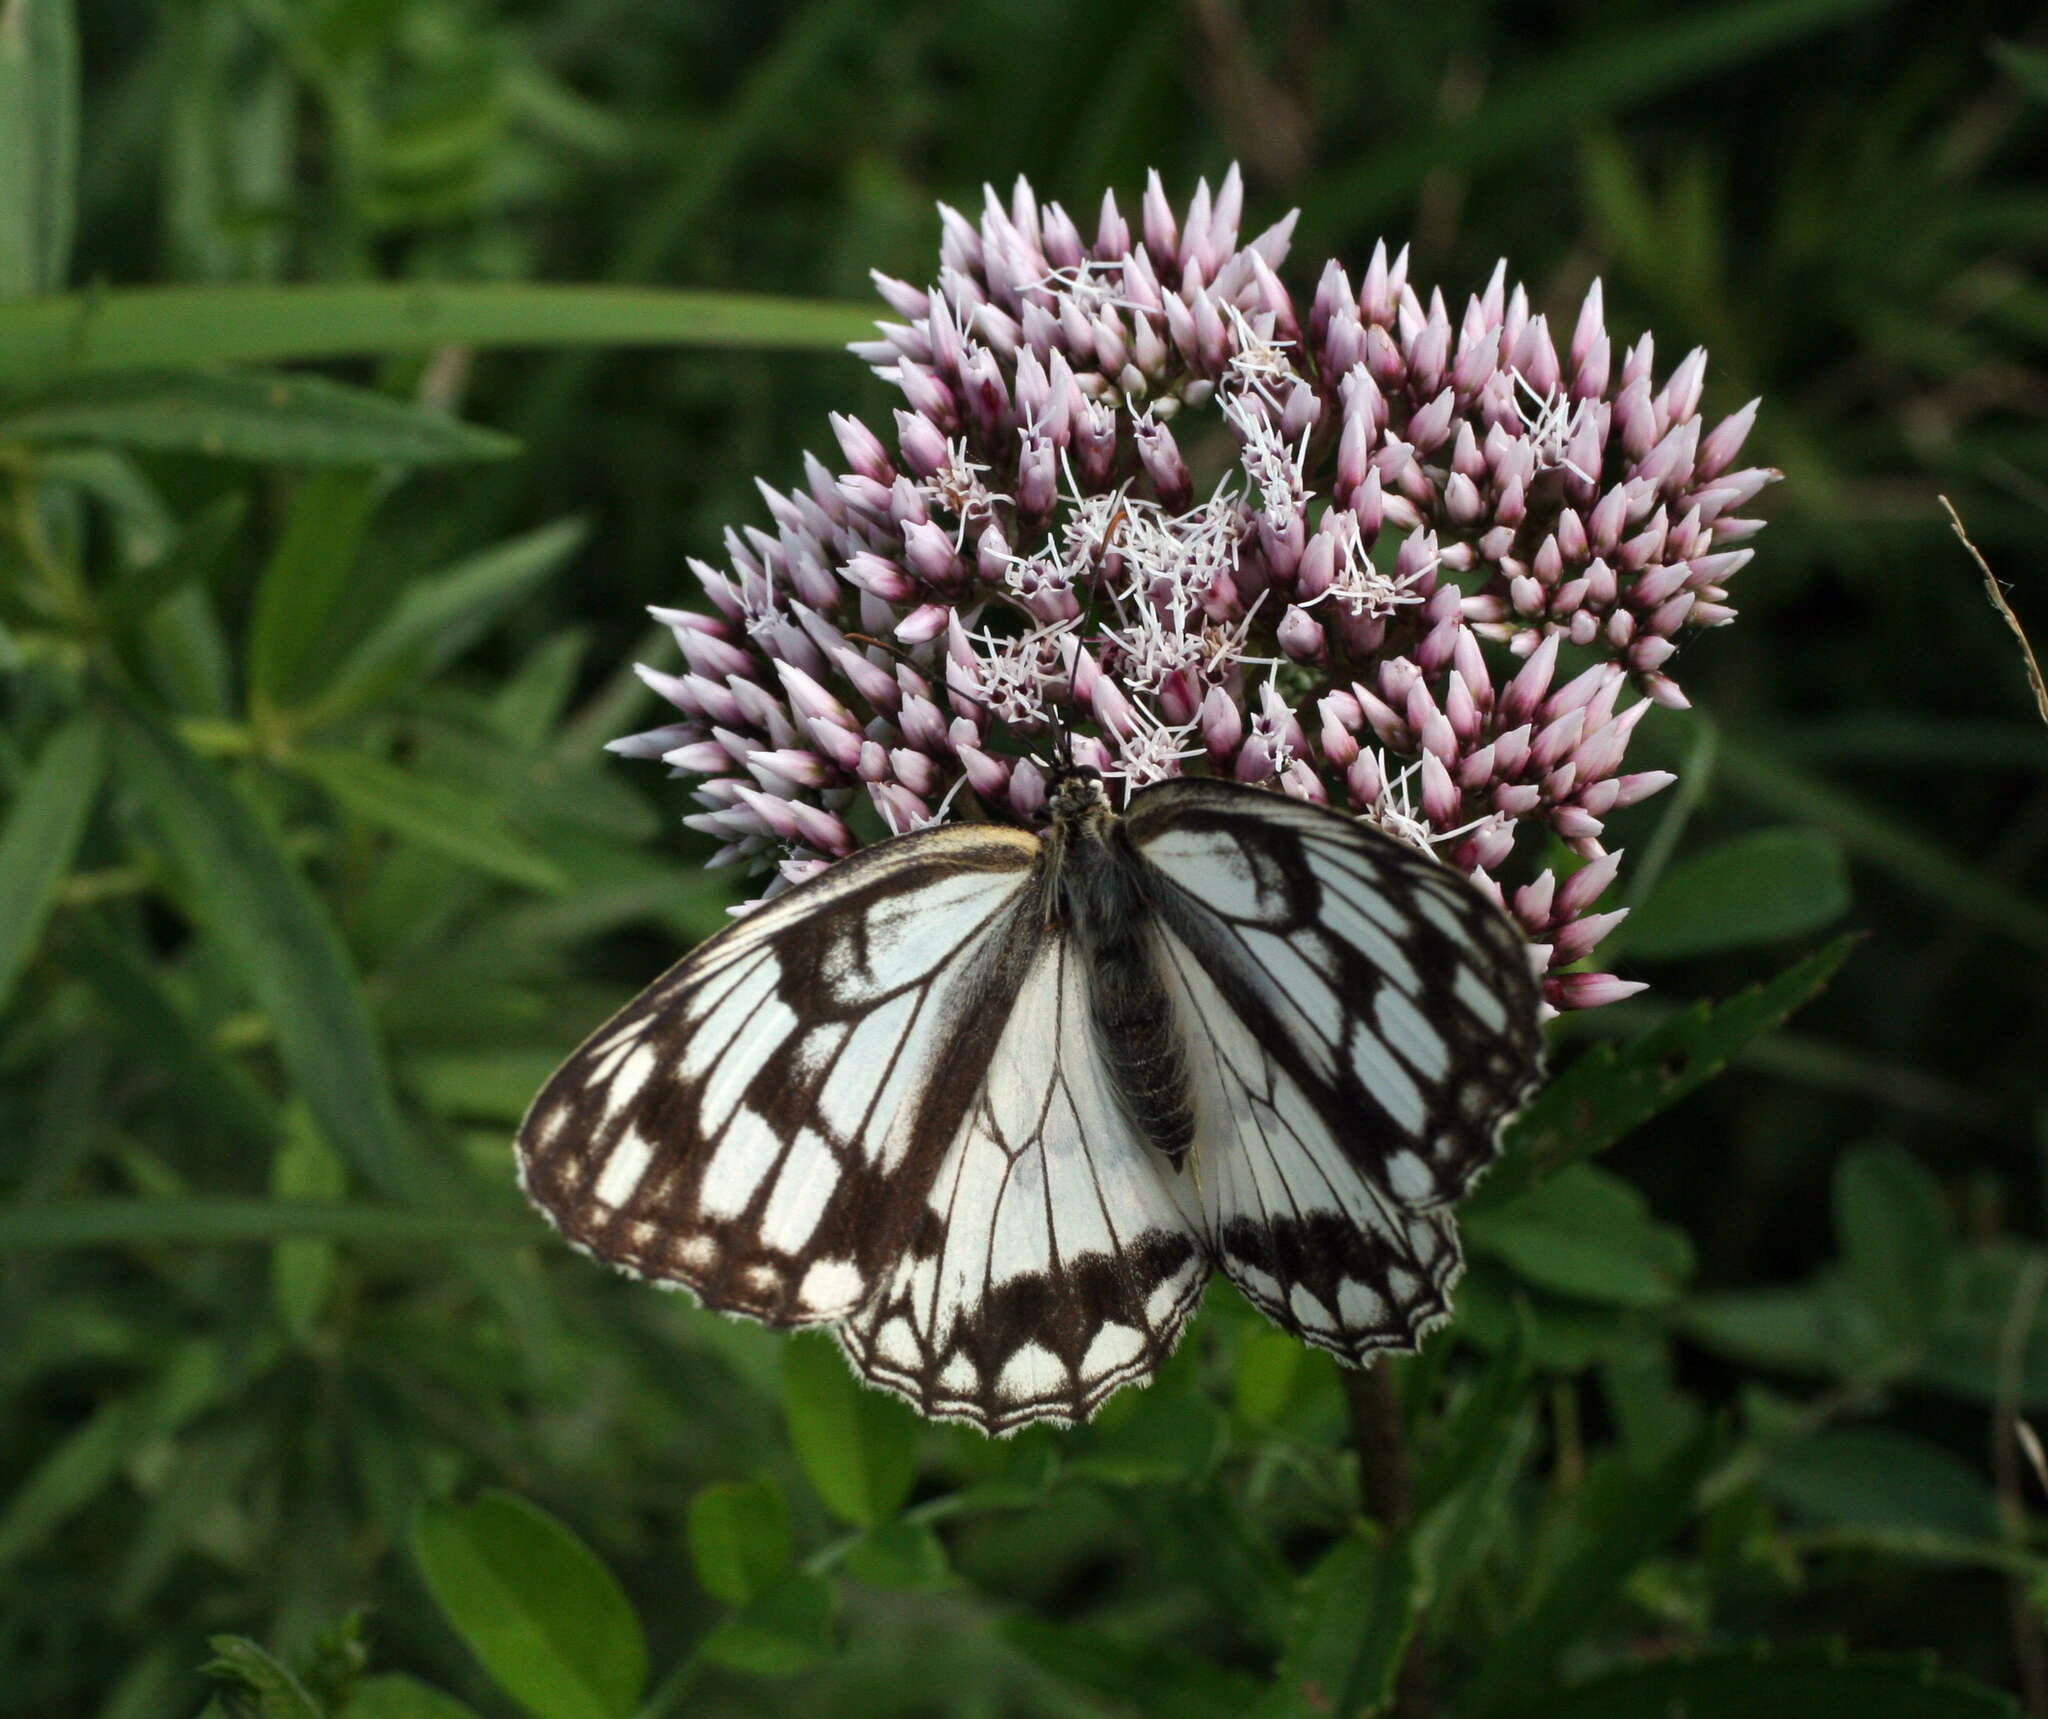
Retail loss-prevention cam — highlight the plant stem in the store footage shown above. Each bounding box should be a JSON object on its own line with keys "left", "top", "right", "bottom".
{"left": 1347, "top": 1362, "right": 1433, "bottom": 1719}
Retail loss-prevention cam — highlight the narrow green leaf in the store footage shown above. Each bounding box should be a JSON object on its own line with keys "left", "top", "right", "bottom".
{"left": 1833, "top": 1143, "right": 1952, "bottom": 1344}
{"left": 1464, "top": 1164, "right": 1695, "bottom": 1308}
{"left": 1716, "top": 737, "right": 2048, "bottom": 955}
{"left": 0, "top": 0, "right": 78, "bottom": 299}
{"left": 0, "top": 1198, "right": 530, "bottom": 1250}
{"left": 309, "top": 518, "right": 588, "bottom": 724}
{"left": 0, "top": 1340, "right": 217, "bottom": 1572}
{"left": 341, "top": 1674, "right": 487, "bottom": 1719}
{"left": 1617, "top": 827, "right": 1850, "bottom": 960}
{"left": 686, "top": 1477, "right": 792, "bottom": 1608}
{"left": 199, "top": 1638, "right": 323, "bottom": 1719}
{"left": 0, "top": 284, "right": 877, "bottom": 385}
{"left": 1416, "top": 1306, "right": 1534, "bottom": 1514}
{"left": 246, "top": 471, "right": 380, "bottom": 712}
{"left": 0, "top": 370, "right": 516, "bottom": 464}
{"left": 111, "top": 701, "right": 415, "bottom": 1197}
{"left": 270, "top": 1109, "right": 346, "bottom": 1343}
{"left": 290, "top": 748, "right": 569, "bottom": 893}
{"left": 1269, "top": 1527, "right": 1422, "bottom": 1719}
{"left": 0, "top": 708, "right": 105, "bottom": 1010}
{"left": 781, "top": 1332, "right": 917, "bottom": 1528}
{"left": 1475, "top": 937, "right": 1856, "bottom": 1210}
{"left": 413, "top": 1491, "right": 646, "bottom": 1719}
{"left": 698, "top": 1573, "right": 836, "bottom": 1677}
{"left": 1518, "top": 1644, "right": 2021, "bottom": 1718}
{"left": 1462, "top": 1428, "right": 1719, "bottom": 1713}
{"left": 99, "top": 490, "right": 246, "bottom": 634}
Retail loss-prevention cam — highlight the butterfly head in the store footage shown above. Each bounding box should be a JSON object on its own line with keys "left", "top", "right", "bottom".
{"left": 1048, "top": 765, "right": 1112, "bottom": 825}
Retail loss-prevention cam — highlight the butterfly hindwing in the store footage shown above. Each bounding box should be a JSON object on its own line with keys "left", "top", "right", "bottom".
{"left": 516, "top": 825, "right": 1041, "bottom": 1324}
{"left": 837, "top": 935, "right": 1209, "bottom": 1431}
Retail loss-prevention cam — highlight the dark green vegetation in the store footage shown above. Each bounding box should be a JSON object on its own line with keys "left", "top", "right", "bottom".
{"left": 3, "top": 0, "right": 2046, "bottom": 1714}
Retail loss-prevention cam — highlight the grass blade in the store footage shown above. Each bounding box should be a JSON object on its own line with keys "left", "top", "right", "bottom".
{"left": 0, "top": 708, "right": 106, "bottom": 1010}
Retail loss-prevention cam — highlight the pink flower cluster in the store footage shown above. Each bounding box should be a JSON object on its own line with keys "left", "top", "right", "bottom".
{"left": 614, "top": 166, "right": 1775, "bottom": 1012}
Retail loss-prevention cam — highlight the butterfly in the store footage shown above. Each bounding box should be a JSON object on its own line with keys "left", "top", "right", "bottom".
{"left": 516, "top": 771, "right": 1544, "bottom": 1434}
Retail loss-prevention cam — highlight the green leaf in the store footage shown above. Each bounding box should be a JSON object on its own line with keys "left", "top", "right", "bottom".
{"left": 0, "top": 370, "right": 517, "bottom": 464}
{"left": 0, "top": 1340, "right": 217, "bottom": 1572}
{"left": 1416, "top": 1306, "right": 1534, "bottom": 1514}
{"left": 246, "top": 471, "right": 380, "bottom": 713}
{"left": 0, "top": 708, "right": 105, "bottom": 1011}
{"left": 1464, "top": 1164, "right": 1695, "bottom": 1307}
{"left": 1518, "top": 1645, "right": 2021, "bottom": 1718}
{"left": 0, "top": 284, "right": 878, "bottom": 386}
{"left": 1462, "top": 1428, "right": 1718, "bottom": 1714}
{"left": 686, "top": 1477, "right": 792, "bottom": 1607}
{"left": 111, "top": 700, "right": 416, "bottom": 1197}
{"left": 341, "top": 1674, "right": 487, "bottom": 1719}
{"left": 1475, "top": 937, "right": 1855, "bottom": 1210}
{"left": 1764, "top": 1428, "right": 1999, "bottom": 1541}
{"left": 1834, "top": 1143, "right": 1951, "bottom": 1345}
{"left": 1268, "top": 1526, "right": 1422, "bottom": 1719}
{"left": 1617, "top": 827, "right": 1850, "bottom": 960}
{"left": 0, "top": 0, "right": 78, "bottom": 299}
{"left": 1001, "top": 1618, "right": 1265, "bottom": 1719}
{"left": 1074, "top": 1369, "right": 1229, "bottom": 1486}
{"left": 99, "top": 490, "right": 246, "bottom": 634}
{"left": 1990, "top": 39, "right": 2048, "bottom": 103}
{"left": 198, "top": 1638, "right": 323, "bottom": 1719}
{"left": 413, "top": 1491, "right": 646, "bottom": 1719}
{"left": 840, "top": 1517, "right": 953, "bottom": 1591}
{"left": 289, "top": 748, "right": 569, "bottom": 893}
{"left": 781, "top": 1333, "right": 916, "bottom": 1528}
{"left": 308, "top": 518, "right": 588, "bottom": 724}
{"left": 698, "top": 1572, "right": 836, "bottom": 1677}
{"left": 270, "top": 1108, "right": 346, "bottom": 1343}
{"left": 1676, "top": 1273, "right": 1894, "bottom": 1380}
{"left": 0, "top": 1198, "right": 530, "bottom": 1250}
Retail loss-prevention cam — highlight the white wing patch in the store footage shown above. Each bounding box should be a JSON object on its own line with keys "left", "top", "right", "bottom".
{"left": 837, "top": 937, "right": 1207, "bottom": 1432}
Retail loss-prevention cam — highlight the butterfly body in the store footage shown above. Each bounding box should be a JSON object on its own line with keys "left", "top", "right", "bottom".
{"left": 518, "top": 775, "right": 1544, "bottom": 1432}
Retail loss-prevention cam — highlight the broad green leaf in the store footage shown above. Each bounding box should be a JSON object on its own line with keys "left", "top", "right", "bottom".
{"left": 0, "top": 1339, "right": 217, "bottom": 1572}
{"left": 1676, "top": 1273, "right": 1895, "bottom": 1380}
{"left": 0, "top": 708, "right": 106, "bottom": 1010}
{"left": 290, "top": 748, "right": 569, "bottom": 893}
{"left": 1764, "top": 1428, "right": 1999, "bottom": 1540}
{"left": 198, "top": 1638, "right": 322, "bottom": 1719}
{"left": 270, "top": 1109, "right": 346, "bottom": 1343}
{"left": 1617, "top": 826, "right": 1849, "bottom": 960}
{"left": 0, "top": 284, "right": 877, "bottom": 384}
{"left": 782, "top": 1333, "right": 916, "bottom": 1528}
{"left": 686, "top": 1476, "right": 792, "bottom": 1607}
{"left": 1074, "top": 1367, "right": 1229, "bottom": 1486}
{"left": 413, "top": 1491, "right": 646, "bottom": 1719}
{"left": 1462, "top": 1428, "right": 1718, "bottom": 1714}
{"left": 1464, "top": 1164, "right": 1695, "bottom": 1308}
{"left": 1919, "top": 1242, "right": 2048, "bottom": 1412}
{"left": 0, "top": 370, "right": 516, "bottom": 464}
{"left": 0, "top": 1198, "right": 530, "bottom": 1250}
{"left": 840, "top": 1517, "right": 952, "bottom": 1590}
{"left": 1268, "top": 1526, "right": 1422, "bottom": 1719}
{"left": 111, "top": 701, "right": 416, "bottom": 1196}
{"left": 1834, "top": 1143, "right": 1950, "bottom": 1344}
{"left": 0, "top": 0, "right": 78, "bottom": 298}
{"left": 1452, "top": 1259, "right": 1648, "bottom": 1371}
{"left": 309, "top": 518, "right": 588, "bottom": 724}
{"left": 1518, "top": 1645, "right": 2021, "bottom": 1718}
{"left": 246, "top": 471, "right": 380, "bottom": 713}
{"left": 698, "top": 1573, "right": 836, "bottom": 1677}
{"left": 1234, "top": 1329, "right": 1312, "bottom": 1426}
{"left": 342, "top": 1675, "right": 487, "bottom": 1719}
{"left": 1475, "top": 937, "right": 1855, "bottom": 1210}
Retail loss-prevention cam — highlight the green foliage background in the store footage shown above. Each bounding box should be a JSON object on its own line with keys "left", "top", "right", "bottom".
{"left": 2, "top": 0, "right": 2046, "bottom": 1715}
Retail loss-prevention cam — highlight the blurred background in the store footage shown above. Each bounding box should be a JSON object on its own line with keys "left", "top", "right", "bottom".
{"left": 6, "top": 0, "right": 2048, "bottom": 1713}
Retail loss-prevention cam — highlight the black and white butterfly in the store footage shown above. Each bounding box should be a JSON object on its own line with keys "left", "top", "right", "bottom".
{"left": 516, "top": 773, "right": 1543, "bottom": 1434}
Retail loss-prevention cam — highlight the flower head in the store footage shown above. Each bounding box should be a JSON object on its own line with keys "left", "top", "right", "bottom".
{"left": 616, "top": 166, "right": 1775, "bottom": 1011}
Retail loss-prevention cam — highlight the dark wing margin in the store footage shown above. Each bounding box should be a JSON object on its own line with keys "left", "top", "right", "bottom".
{"left": 515, "top": 823, "right": 1042, "bottom": 1326}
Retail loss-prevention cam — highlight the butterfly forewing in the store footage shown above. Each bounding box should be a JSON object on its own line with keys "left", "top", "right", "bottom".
{"left": 517, "top": 826, "right": 1040, "bottom": 1323}
{"left": 837, "top": 935, "right": 1208, "bottom": 1432}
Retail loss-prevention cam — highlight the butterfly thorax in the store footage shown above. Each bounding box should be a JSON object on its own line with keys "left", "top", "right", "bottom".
{"left": 1045, "top": 773, "right": 1197, "bottom": 1166}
